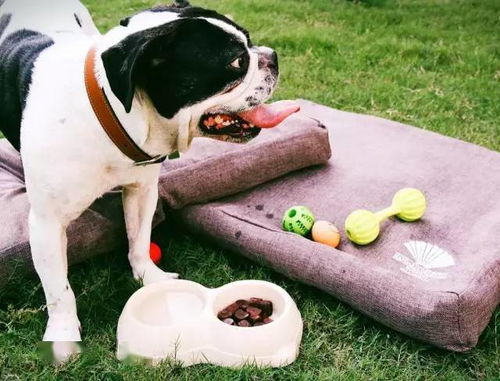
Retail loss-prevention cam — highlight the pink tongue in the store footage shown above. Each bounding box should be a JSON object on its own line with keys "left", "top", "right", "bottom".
{"left": 237, "top": 100, "right": 300, "bottom": 128}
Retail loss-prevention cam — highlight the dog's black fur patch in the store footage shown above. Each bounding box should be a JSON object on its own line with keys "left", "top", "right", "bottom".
{"left": 121, "top": 0, "right": 190, "bottom": 26}
{"left": 152, "top": 6, "right": 252, "bottom": 46}
{"left": 0, "top": 30, "right": 54, "bottom": 150}
{"left": 102, "top": 17, "right": 250, "bottom": 118}
{"left": 121, "top": 4, "right": 251, "bottom": 46}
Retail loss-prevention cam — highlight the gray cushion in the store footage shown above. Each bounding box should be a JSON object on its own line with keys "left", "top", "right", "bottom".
{"left": 159, "top": 115, "right": 331, "bottom": 208}
{"left": 171, "top": 100, "right": 500, "bottom": 351}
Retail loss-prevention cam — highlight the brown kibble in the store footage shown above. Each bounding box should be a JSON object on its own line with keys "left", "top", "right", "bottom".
{"left": 223, "top": 318, "right": 235, "bottom": 326}
{"left": 217, "top": 298, "right": 273, "bottom": 327}
{"left": 251, "top": 300, "right": 273, "bottom": 317}
{"left": 226, "top": 303, "right": 240, "bottom": 314}
{"left": 234, "top": 309, "right": 249, "bottom": 320}
{"left": 236, "top": 299, "right": 248, "bottom": 309}
{"left": 249, "top": 297, "right": 263, "bottom": 304}
{"left": 238, "top": 319, "right": 251, "bottom": 327}
{"left": 249, "top": 313, "right": 261, "bottom": 322}
{"left": 217, "top": 309, "right": 232, "bottom": 319}
{"left": 264, "top": 302, "right": 274, "bottom": 314}
{"left": 246, "top": 306, "right": 262, "bottom": 316}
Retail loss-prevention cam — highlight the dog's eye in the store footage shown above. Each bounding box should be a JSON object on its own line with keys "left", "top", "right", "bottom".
{"left": 230, "top": 57, "right": 242, "bottom": 69}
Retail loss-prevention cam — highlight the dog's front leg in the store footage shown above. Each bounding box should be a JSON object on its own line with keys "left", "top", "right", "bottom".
{"left": 123, "top": 179, "right": 179, "bottom": 285}
{"left": 29, "top": 211, "right": 81, "bottom": 363}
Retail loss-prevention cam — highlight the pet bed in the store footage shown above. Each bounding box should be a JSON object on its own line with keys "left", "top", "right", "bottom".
{"left": 160, "top": 101, "right": 500, "bottom": 352}
{"left": 1, "top": 100, "right": 497, "bottom": 351}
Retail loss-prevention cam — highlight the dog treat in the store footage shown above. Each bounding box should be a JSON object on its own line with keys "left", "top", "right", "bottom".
{"left": 217, "top": 298, "right": 274, "bottom": 327}
{"left": 237, "top": 319, "right": 251, "bottom": 327}
{"left": 249, "top": 298, "right": 273, "bottom": 316}
{"left": 246, "top": 306, "right": 262, "bottom": 316}
{"left": 234, "top": 309, "right": 249, "bottom": 320}
{"left": 217, "top": 301, "right": 240, "bottom": 320}
{"left": 236, "top": 299, "right": 249, "bottom": 309}
{"left": 223, "top": 318, "right": 235, "bottom": 326}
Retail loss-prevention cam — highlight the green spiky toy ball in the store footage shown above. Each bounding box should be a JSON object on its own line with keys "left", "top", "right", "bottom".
{"left": 282, "top": 206, "right": 315, "bottom": 236}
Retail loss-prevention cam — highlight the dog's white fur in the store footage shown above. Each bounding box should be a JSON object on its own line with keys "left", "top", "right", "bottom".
{"left": 1, "top": 0, "right": 277, "bottom": 363}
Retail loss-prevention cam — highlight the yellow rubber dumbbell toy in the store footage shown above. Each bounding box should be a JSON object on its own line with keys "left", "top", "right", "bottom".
{"left": 345, "top": 188, "right": 426, "bottom": 245}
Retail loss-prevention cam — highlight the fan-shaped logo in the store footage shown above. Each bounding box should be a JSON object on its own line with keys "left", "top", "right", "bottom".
{"left": 393, "top": 241, "right": 455, "bottom": 282}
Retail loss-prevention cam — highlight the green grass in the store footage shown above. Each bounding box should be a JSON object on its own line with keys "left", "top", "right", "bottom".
{"left": 1, "top": 0, "right": 499, "bottom": 379}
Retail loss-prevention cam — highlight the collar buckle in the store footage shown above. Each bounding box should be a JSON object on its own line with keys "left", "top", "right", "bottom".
{"left": 133, "top": 154, "right": 167, "bottom": 167}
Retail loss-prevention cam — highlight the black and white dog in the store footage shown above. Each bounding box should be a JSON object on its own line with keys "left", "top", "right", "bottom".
{"left": 0, "top": 0, "right": 298, "bottom": 362}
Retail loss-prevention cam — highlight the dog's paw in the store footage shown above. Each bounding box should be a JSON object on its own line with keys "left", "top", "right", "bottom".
{"left": 51, "top": 341, "right": 82, "bottom": 365}
{"left": 134, "top": 262, "right": 179, "bottom": 285}
{"left": 39, "top": 341, "right": 82, "bottom": 365}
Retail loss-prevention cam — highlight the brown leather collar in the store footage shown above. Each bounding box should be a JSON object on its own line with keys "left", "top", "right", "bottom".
{"left": 84, "top": 46, "right": 166, "bottom": 166}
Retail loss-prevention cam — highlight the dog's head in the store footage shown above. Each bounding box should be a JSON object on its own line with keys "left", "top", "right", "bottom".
{"left": 101, "top": 2, "right": 298, "bottom": 148}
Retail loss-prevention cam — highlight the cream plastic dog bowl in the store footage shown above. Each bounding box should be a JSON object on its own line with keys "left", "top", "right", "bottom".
{"left": 116, "top": 279, "right": 303, "bottom": 367}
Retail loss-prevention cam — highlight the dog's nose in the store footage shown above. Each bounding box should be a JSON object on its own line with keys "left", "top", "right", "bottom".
{"left": 258, "top": 50, "right": 279, "bottom": 71}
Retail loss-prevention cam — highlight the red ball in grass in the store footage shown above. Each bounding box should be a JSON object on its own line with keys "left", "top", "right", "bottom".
{"left": 149, "top": 242, "right": 162, "bottom": 265}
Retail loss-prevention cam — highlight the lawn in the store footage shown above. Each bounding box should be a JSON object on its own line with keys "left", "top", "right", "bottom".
{"left": 1, "top": 0, "right": 499, "bottom": 380}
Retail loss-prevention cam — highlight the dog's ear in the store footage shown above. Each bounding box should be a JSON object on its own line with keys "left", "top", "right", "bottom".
{"left": 101, "top": 22, "right": 181, "bottom": 113}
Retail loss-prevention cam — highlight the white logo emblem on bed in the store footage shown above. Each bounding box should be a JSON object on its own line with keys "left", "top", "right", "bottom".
{"left": 393, "top": 241, "right": 455, "bottom": 282}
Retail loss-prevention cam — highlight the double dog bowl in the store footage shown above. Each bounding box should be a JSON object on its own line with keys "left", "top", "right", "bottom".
{"left": 116, "top": 279, "right": 303, "bottom": 367}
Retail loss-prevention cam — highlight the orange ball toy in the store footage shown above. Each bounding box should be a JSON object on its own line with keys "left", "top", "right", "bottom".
{"left": 149, "top": 242, "right": 162, "bottom": 265}
{"left": 311, "top": 221, "right": 341, "bottom": 248}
